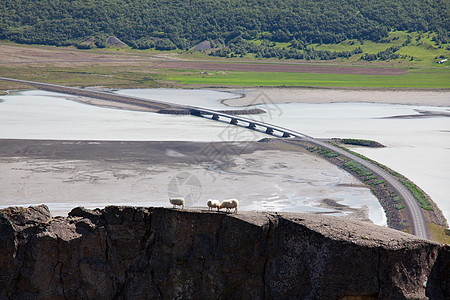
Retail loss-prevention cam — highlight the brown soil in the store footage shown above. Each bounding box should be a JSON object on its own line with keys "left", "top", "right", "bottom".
{"left": 0, "top": 44, "right": 158, "bottom": 66}
{"left": 0, "top": 43, "right": 407, "bottom": 76}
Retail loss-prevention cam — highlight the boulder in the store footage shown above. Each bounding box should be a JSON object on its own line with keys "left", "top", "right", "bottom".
{"left": 106, "top": 36, "right": 127, "bottom": 48}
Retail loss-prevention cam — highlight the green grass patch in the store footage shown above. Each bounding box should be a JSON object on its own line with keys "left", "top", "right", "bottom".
{"left": 369, "top": 179, "right": 385, "bottom": 186}
{"left": 167, "top": 68, "right": 450, "bottom": 88}
{"left": 282, "top": 31, "right": 449, "bottom": 67}
{"left": 330, "top": 142, "right": 405, "bottom": 178}
{"left": 215, "top": 31, "right": 449, "bottom": 67}
{"left": 429, "top": 223, "right": 450, "bottom": 244}
{"left": 0, "top": 65, "right": 164, "bottom": 89}
{"left": 400, "top": 179, "right": 434, "bottom": 210}
{"left": 343, "top": 161, "right": 374, "bottom": 177}
{"left": 340, "top": 138, "right": 384, "bottom": 147}
{"left": 248, "top": 39, "right": 291, "bottom": 49}
{"left": 333, "top": 142, "right": 436, "bottom": 212}
{"left": 307, "top": 146, "right": 339, "bottom": 158}
{"left": 396, "top": 204, "right": 406, "bottom": 210}
{"left": 392, "top": 195, "right": 402, "bottom": 204}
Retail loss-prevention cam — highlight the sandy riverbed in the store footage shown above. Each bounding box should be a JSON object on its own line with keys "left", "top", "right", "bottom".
{"left": 0, "top": 139, "right": 383, "bottom": 223}
{"left": 220, "top": 88, "right": 450, "bottom": 107}
{"left": 1, "top": 87, "right": 448, "bottom": 225}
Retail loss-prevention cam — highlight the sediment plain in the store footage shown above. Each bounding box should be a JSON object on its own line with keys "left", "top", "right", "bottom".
{"left": 0, "top": 139, "right": 379, "bottom": 223}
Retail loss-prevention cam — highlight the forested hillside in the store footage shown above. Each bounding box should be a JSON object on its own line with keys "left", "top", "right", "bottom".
{"left": 0, "top": 0, "right": 448, "bottom": 57}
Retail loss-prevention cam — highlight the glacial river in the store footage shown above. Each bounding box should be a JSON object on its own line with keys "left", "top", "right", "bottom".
{"left": 118, "top": 88, "right": 450, "bottom": 224}
{"left": 0, "top": 88, "right": 448, "bottom": 225}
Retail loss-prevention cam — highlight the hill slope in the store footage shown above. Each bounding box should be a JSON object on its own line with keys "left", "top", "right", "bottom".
{"left": 0, "top": 0, "right": 448, "bottom": 50}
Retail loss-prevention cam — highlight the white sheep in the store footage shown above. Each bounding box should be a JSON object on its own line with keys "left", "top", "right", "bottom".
{"left": 169, "top": 197, "right": 185, "bottom": 209}
{"left": 219, "top": 199, "right": 239, "bottom": 213}
{"left": 207, "top": 199, "right": 220, "bottom": 211}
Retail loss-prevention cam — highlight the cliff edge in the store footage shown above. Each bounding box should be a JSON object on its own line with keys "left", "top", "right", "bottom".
{"left": 0, "top": 205, "right": 448, "bottom": 299}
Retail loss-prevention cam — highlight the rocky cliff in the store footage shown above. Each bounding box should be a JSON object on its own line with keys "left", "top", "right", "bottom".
{"left": 0, "top": 205, "right": 448, "bottom": 299}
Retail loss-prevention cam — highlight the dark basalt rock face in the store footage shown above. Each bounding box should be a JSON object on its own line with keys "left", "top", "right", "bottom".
{"left": 0, "top": 205, "right": 447, "bottom": 299}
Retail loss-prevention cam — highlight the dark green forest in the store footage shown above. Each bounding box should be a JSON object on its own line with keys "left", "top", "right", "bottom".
{"left": 0, "top": 0, "right": 448, "bottom": 53}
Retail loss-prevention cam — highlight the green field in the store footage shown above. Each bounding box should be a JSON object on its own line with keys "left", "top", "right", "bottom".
{"left": 2, "top": 64, "right": 447, "bottom": 89}
{"left": 202, "top": 30, "right": 449, "bottom": 68}
{"left": 308, "top": 31, "right": 449, "bottom": 67}
{"left": 0, "top": 38, "right": 448, "bottom": 90}
{"left": 167, "top": 68, "right": 450, "bottom": 88}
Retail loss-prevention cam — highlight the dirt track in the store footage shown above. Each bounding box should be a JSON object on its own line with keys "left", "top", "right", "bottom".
{"left": 153, "top": 61, "right": 409, "bottom": 75}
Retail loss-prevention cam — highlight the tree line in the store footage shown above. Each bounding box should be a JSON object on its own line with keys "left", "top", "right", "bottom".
{"left": 0, "top": 0, "right": 448, "bottom": 52}
{"left": 209, "top": 39, "right": 364, "bottom": 60}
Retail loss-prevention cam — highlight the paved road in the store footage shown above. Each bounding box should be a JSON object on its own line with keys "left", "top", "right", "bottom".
{"left": 306, "top": 138, "right": 429, "bottom": 239}
{"left": 0, "top": 77, "right": 430, "bottom": 239}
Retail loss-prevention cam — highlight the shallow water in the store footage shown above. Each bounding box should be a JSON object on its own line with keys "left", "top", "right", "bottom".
{"left": 114, "top": 88, "right": 242, "bottom": 110}
{"left": 0, "top": 150, "right": 384, "bottom": 224}
{"left": 1, "top": 88, "right": 448, "bottom": 225}
{"left": 259, "top": 102, "right": 450, "bottom": 222}
{"left": 118, "top": 89, "right": 450, "bottom": 224}
{"left": 0, "top": 90, "right": 265, "bottom": 141}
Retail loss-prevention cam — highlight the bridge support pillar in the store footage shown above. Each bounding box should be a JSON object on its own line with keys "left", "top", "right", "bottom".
{"left": 282, "top": 132, "right": 291, "bottom": 138}
{"left": 265, "top": 128, "right": 274, "bottom": 134}
{"left": 230, "top": 118, "right": 238, "bottom": 125}
{"left": 190, "top": 110, "right": 203, "bottom": 116}
{"left": 212, "top": 114, "right": 219, "bottom": 120}
{"left": 248, "top": 123, "right": 256, "bottom": 129}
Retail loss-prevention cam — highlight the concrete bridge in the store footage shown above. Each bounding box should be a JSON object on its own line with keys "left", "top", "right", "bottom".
{"left": 189, "top": 107, "right": 301, "bottom": 138}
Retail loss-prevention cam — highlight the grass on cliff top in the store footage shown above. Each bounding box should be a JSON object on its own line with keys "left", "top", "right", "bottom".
{"left": 166, "top": 68, "right": 450, "bottom": 88}
{"left": 429, "top": 223, "right": 450, "bottom": 244}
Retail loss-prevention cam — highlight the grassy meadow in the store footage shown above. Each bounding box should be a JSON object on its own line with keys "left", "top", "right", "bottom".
{"left": 0, "top": 30, "right": 449, "bottom": 90}
{"left": 167, "top": 68, "right": 450, "bottom": 88}
{"left": 308, "top": 31, "right": 449, "bottom": 66}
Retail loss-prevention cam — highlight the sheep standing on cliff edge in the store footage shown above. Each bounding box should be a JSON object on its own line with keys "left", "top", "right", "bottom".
{"left": 219, "top": 199, "right": 239, "bottom": 213}
{"left": 207, "top": 199, "right": 220, "bottom": 211}
{"left": 169, "top": 198, "right": 185, "bottom": 210}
